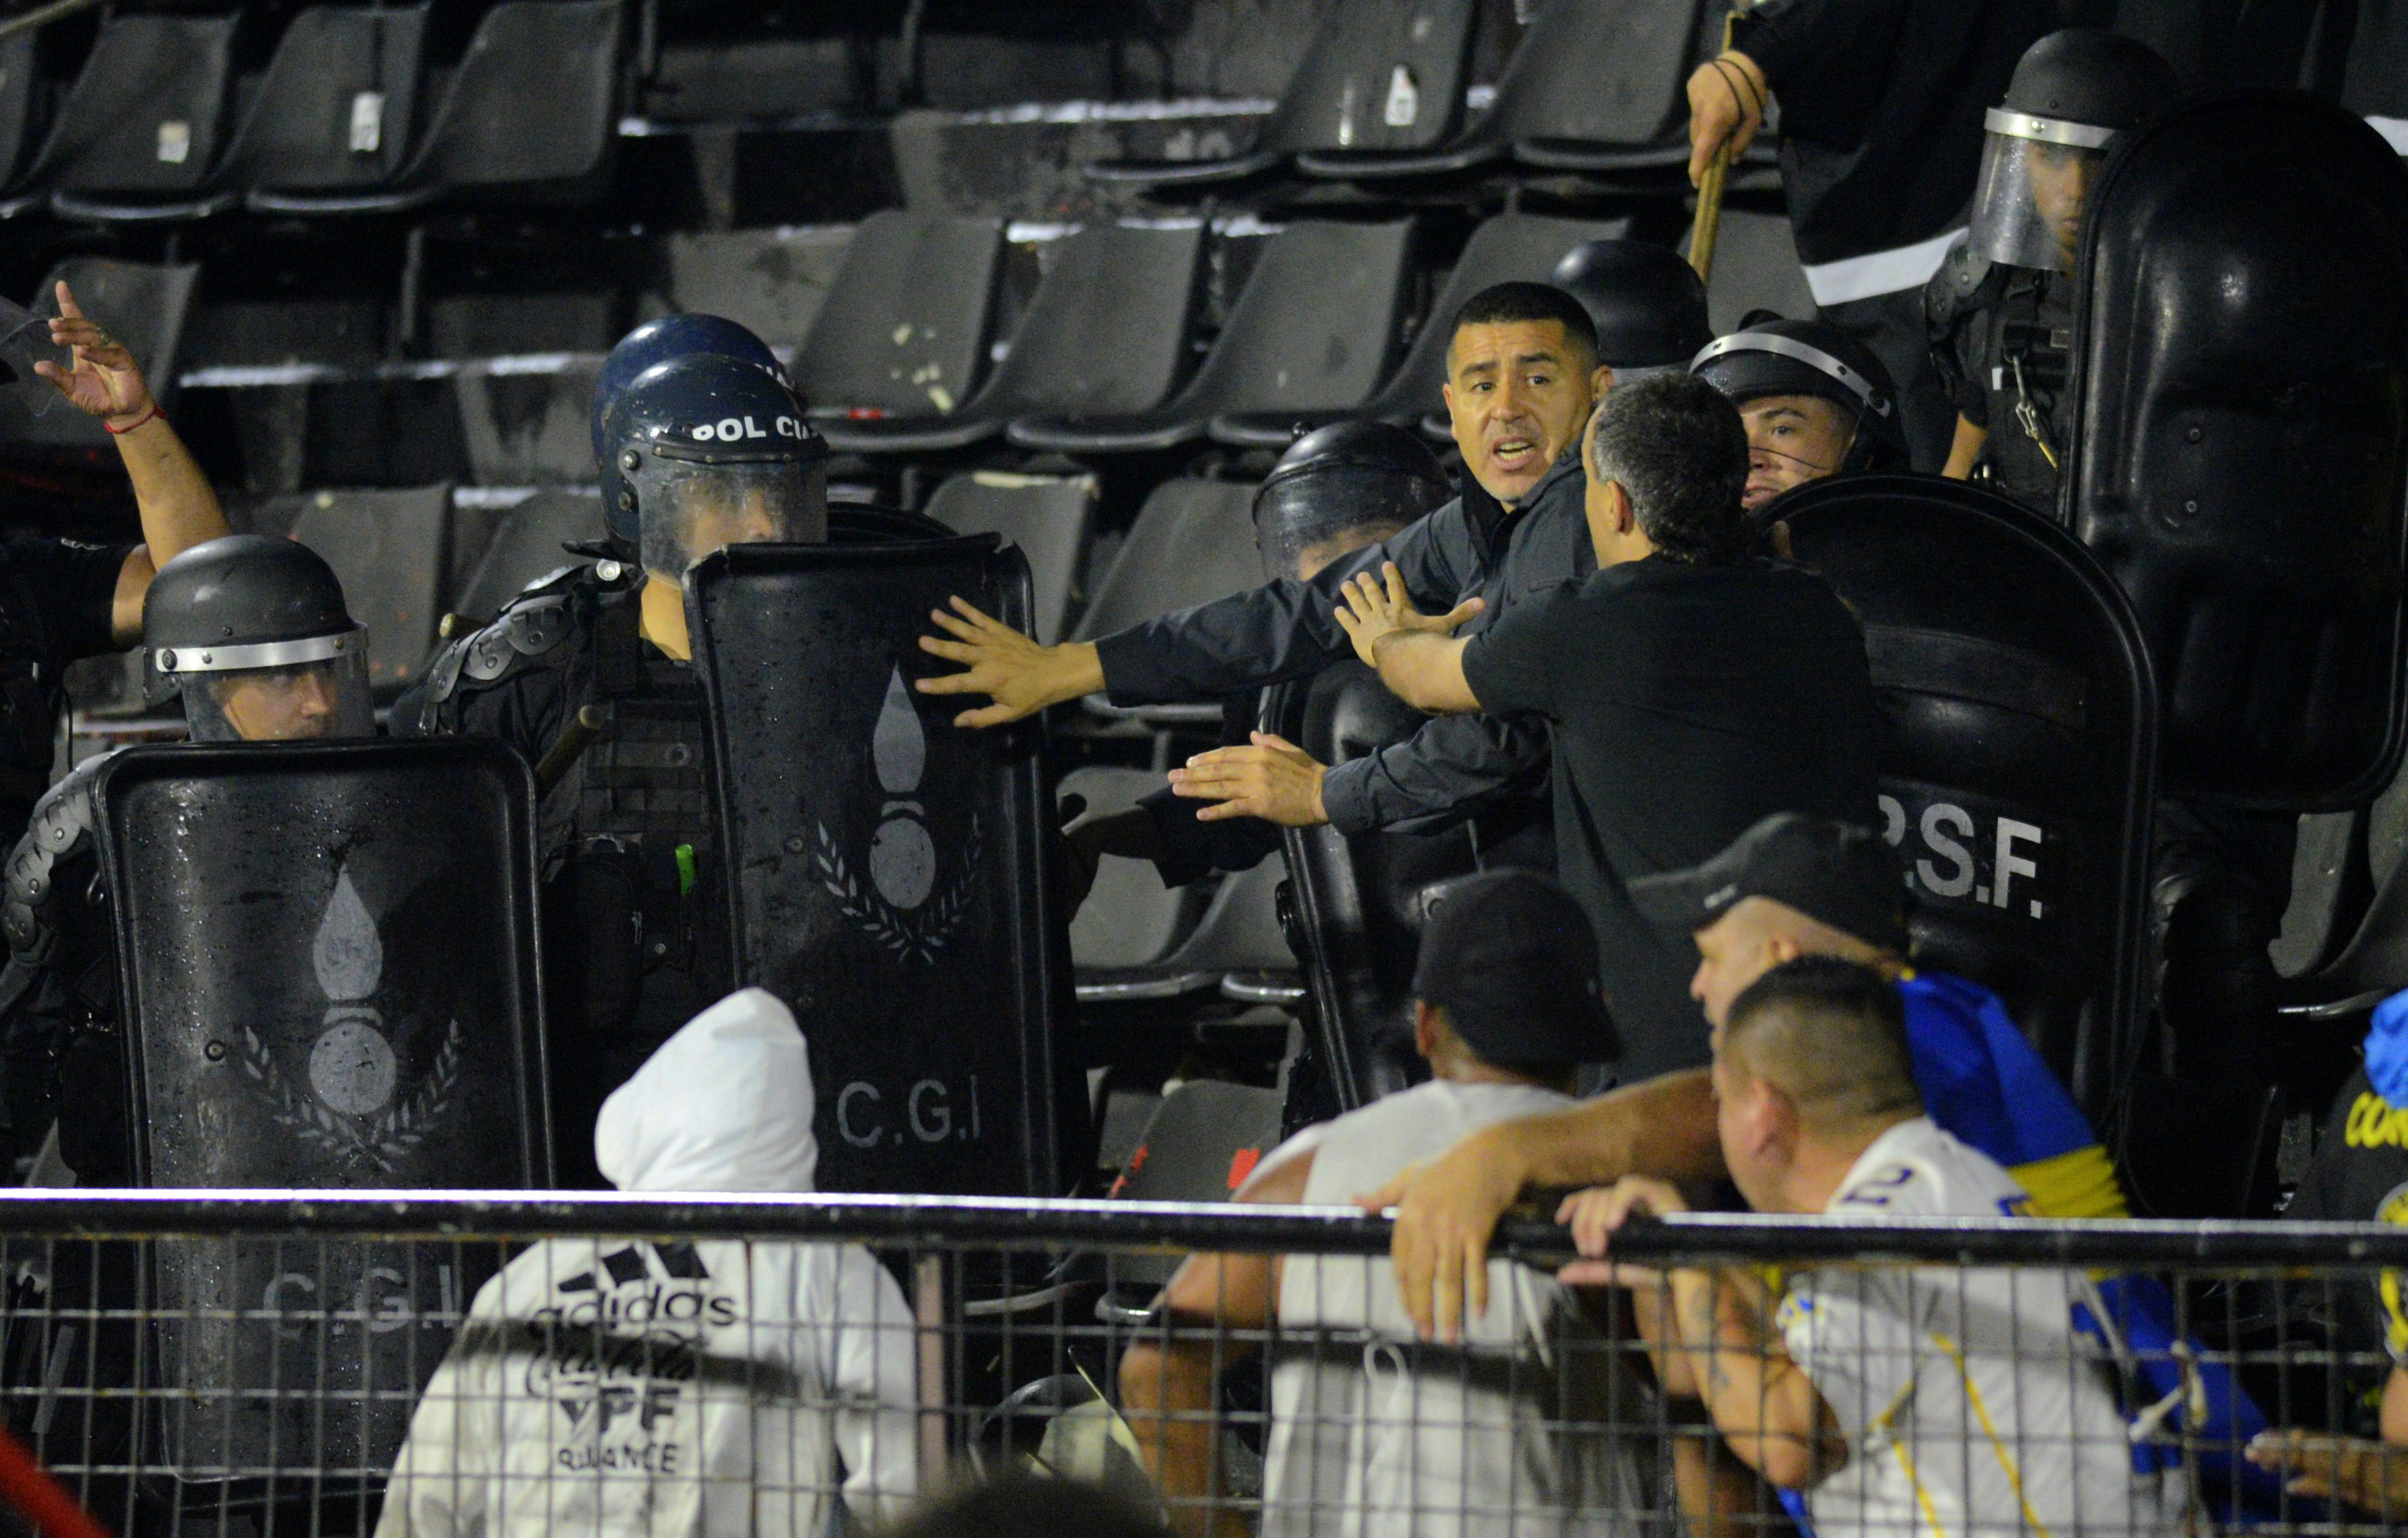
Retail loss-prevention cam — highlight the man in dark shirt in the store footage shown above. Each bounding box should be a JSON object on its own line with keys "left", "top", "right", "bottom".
{"left": 1331, "top": 373, "right": 1879, "bottom": 1080}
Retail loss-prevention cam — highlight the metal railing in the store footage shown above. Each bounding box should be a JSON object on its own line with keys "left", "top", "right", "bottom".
{"left": 0, "top": 1191, "right": 2398, "bottom": 1537}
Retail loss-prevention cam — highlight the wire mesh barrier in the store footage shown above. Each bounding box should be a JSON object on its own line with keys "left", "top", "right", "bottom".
{"left": 0, "top": 1193, "right": 2401, "bottom": 1537}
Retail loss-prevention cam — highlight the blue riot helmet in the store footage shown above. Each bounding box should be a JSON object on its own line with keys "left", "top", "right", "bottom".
{"left": 593, "top": 315, "right": 791, "bottom": 545}
{"left": 605, "top": 353, "right": 830, "bottom": 580}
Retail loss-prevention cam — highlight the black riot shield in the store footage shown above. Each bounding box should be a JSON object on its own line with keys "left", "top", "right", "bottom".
{"left": 1767, "top": 476, "right": 2156, "bottom": 1119}
{"left": 2068, "top": 91, "right": 2408, "bottom": 810}
{"left": 687, "top": 538, "right": 1064, "bottom": 1196}
{"left": 1270, "top": 662, "right": 1478, "bottom": 1113}
{"left": 90, "top": 736, "right": 548, "bottom": 1490}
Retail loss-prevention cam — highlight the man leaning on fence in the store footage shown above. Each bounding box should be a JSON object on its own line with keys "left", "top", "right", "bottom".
{"left": 1565, "top": 957, "right": 2182, "bottom": 1538}
{"left": 379, "top": 988, "right": 918, "bottom": 1538}
{"left": 1117, "top": 870, "right": 1650, "bottom": 1538}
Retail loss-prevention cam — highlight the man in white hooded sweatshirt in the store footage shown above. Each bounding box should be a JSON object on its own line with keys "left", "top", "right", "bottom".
{"left": 377, "top": 988, "right": 920, "bottom": 1538}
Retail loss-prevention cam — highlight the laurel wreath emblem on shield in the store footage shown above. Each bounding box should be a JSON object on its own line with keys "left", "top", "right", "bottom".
{"left": 236, "top": 1018, "right": 462, "bottom": 1174}
{"left": 814, "top": 813, "right": 981, "bottom": 964}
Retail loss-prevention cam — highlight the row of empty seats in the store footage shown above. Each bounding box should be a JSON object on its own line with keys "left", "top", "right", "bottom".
{"left": 0, "top": 0, "right": 622, "bottom": 223}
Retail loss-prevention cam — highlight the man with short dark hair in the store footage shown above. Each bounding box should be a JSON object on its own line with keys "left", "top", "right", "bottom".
{"left": 912, "top": 280, "right": 1614, "bottom": 862}
{"left": 1332, "top": 374, "right": 1880, "bottom": 1080}
{"left": 1117, "top": 870, "right": 1645, "bottom": 1538}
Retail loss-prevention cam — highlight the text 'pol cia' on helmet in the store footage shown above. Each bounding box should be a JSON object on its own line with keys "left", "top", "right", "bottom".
{"left": 1550, "top": 240, "right": 1713, "bottom": 375}
{"left": 143, "top": 534, "right": 375, "bottom": 743}
{"left": 606, "top": 351, "right": 832, "bottom": 580}
{"left": 1969, "top": 30, "right": 2183, "bottom": 273}
{"left": 593, "top": 314, "right": 793, "bottom": 542}
{"left": 1254, "top": 419, "right": 1453, "bottom": 581}
{"left": 1688, "top": 317, "right": 1911, "bottom": 474}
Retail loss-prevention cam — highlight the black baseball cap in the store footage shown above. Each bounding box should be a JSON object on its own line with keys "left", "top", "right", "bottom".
{"left": 1412, "top": 871, "right": 1619, "bottom": 1067}
{"left": 1629, "top": 814, "right": 1910, "bottom": 952}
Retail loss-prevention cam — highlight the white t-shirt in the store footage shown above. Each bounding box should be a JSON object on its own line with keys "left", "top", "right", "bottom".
{"left": 1778, "top": 1117, "right": 2176, "bottom": 1538}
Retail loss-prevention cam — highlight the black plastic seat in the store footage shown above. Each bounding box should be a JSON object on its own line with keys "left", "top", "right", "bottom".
{"left": 793, "top": 210, "right": 1004, "bottom": 420}
{"left": 821, "top": 223, "right": 1204, "bottom": 457}
{"left": 249, "top": 0, "right": 624, "bottom": 215}
{"left": 1064, "top": 765, "right": 1215, "bottom": 995}
{"left": 34, "top": 15, "right": 240, "bottom": 223}
{"left": 280, "top": 485, "right": 457, "bottom": 692}
{"left": 455, "top": 353, "right": 606, "bottom": 486}
{"left": 1295, "top": 0, "right": 1710, "bottom": 182}
{"left": 1212, "top": 211, "right": 1628, "bottom": 449}
{"left": 1687, "top": 207, "right": 1818, "bottom": 332}
{"left": 0, "top": 34, "right": 44, "bottom": 206}
{"left": 1011, "top": 219, "right": 1415, "bottom": 454}
{"left": 451, "top": 488, "right": 605, "bottom": 624}
{"left": 2344, "top": 0, "right": 2408, "bottom": 148}
{"left": 923, "top": 471, "right": 1095, "bottom": 645}
{"left": 213, "top": 6, "right": 430, "bottom": 211}
{"left": 1070, "top": 478, "right": 1262, "bottom": 725}
{"left": 0, "top": 260, "right": 198, "bottom": 453}
{"left": 1084, "top": 0, "right": 1479, "bottom": 191}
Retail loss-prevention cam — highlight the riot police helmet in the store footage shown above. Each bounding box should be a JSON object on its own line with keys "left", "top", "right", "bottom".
{"left": 143, "top": 534, "right": 373, "bottom": 743}
{"left": 593, "top": 314, "right": 792, "bottom": 544}
{"left": 606, "top": 351, "right": 830, "bottom": 580}
{"left": 1254, "top": 419, "right": 1453, "bottom": 580}
{"left": 1969, "top": 31, "right": 2182, "bottom": 272}
{"left": 1689, "top": 317, "right": 1911, "bottom": 477}
{"left": 1549, "top": 240, "right": 1713, "bottom": 374}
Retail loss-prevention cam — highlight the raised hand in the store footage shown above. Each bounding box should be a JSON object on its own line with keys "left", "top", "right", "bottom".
{"left": 914, "top": 597, "right": 1103, "bottom": 728}
{"left": 1332, "top": 561, "right": 1483, "bottom": 669}
{"left": 37, "top": 282, "right": 154, "bottom": 427}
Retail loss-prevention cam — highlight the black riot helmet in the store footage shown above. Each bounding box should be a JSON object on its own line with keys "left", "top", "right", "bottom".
{"left": 605, "top": 352, "right": 831, "bottom": 578}
{"left": 1688, "top": 318, "right": 1912, "bottom": 474}
{"left": 1971, "top": 31, "right": 2182, "bottom": 272}
{"left": 143, "top": 534, "right": 373, "bottom": 742}
{"left": 1255, "top": 419, "right": 1453, "bottom": 580}
{"left": 592, "top": 315, "right": 791, "bottom": 542}
{"left": 1550, "top": 240, "right": 1713, "bottom": 375}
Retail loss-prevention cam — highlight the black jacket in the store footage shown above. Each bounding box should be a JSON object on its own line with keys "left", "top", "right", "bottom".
{"left": 1094, "top": 452, "right": 1590, "bottom": 840}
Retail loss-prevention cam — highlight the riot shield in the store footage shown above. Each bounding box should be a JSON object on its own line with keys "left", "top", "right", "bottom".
{"left": 91, "top": 736, "right": 548, "bottom": 1491}
{"left": 1270, "top": 662, "right": 1477, "bottom": 1113}
{"left": 2068, "top": 91, "right": 2408, "bottom": 810}
{"left": 1767, "top": 476, "right": 2156, "bottom": 1121}
{"left": 687, "top": 539, "right": 1064, "bottom": 1196}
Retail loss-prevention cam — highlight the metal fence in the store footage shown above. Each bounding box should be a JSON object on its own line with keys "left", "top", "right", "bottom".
{"left": 0, "top": 1192, "right": 2401, "bottom": 1537}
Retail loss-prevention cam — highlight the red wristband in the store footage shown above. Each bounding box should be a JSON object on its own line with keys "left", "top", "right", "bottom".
{"left": 102, "top": 406, "right": 160, "bottom": 436}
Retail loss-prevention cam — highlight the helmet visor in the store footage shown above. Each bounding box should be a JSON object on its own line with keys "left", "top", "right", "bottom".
{"left": 636, "top": 458, "right": 828, "bottom": 578}
{"left": 180, "top": 651, "right": 374, "bottom": 743}
{"left": 1969, "top": 111, "right": 2111, "bottom": 273}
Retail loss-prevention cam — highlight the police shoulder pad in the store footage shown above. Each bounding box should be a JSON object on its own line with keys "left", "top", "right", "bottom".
{"left": 4, "top": 753, "right": 108, "bottom": 963}
{"left": 1924, "top": 239, "right": 2005, "bottom": 339}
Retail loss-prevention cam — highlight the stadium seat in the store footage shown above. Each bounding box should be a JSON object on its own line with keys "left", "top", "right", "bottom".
{"left": 1081, "top": 859, "right": 1295, "bottom": 1005}
{"left": 0, "top": 259, "right": 197, "bottom": 453}
{"left": 0, "top": 34, "right": 43, "bottom": 204}
{"left": 1687, "top": 207, "right": 1818, "bottom": 333}
{"left": 214, "top": 6, "right": 430, "bottom": 211}
{"left": 1295, "top": 0, "right": 1711, "bottom": 182}
{"left": 1099, "top": 1078, "right": 1286, "bottom": 1300}
{"left": 923, "top": 471, "right": 1096, "bottom": 645}
{"left": 250, "top": 0, "right": 624, "bottom": 214}
{"left": 33, "top": 15, "right": 240, "bottom": 222}
{"left": 1211, "top": 210, "right": 1628, "bottom": 448}
{"left": 280, "top": 485, "right": 456, "bottom": 692}
{"left": 1070, "top": 478, "right": 1262, "bottom": 725}
{"left": 455, "top": 356, "right": 605, "bottom": 487}
{"left": 1063, "top": 765, "right": 1212, "bottom": 985}
{"left": 821, "top": 223, "right": 1204, "bottom": 456}
{"left": 665, "top": 227, "right": 855, "bottom": 348}
{"left": 1009, "top": 218, "right": 1415, "bottom": 454}
{"left": 451, "top": 488, "right": 606, "bottom": 624}
{"left": 2344, "top": 0, "right": 2408, "bottom": 151}
{"left": 792, "top": 210, "right": 1004, "bottom": 419}
{"left": 1083, "top": 0, "right": 1480, "bottom": 190}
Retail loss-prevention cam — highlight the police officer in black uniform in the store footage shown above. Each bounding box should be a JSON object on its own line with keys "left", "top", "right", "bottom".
{"left": 1062, "top": 420, "right": 1455, "bottom": 906}
{"left": 399, "top": 346, "right": 825, "bottom": 1185}
{"left": 1927, "top": 31, "right": 2183, "bottom": 515}
{"left": 1689, "top": 314, "right": 1913, "bottom": 514}
{"left": 0, "top": 535, "right": 375, "bottom": 1182}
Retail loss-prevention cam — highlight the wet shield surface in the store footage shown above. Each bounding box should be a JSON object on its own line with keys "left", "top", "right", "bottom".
{"left": 1270, "top": 663, "right": 1477, "bottom": 1113}
{"left": 687, "top": 539, "right": 1063, "bottom": 1196}
{"left": 1768, "top": 477, "right": 2156, "bottom": 1119}
{"left": 92, "top": 737, "right": 549, "bottom": 1487}
{"left": 2068, "top": 92, "right": 2408, "bottom": 809}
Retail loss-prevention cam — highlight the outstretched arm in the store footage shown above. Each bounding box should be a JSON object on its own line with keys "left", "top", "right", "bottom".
{"left": 1332, "top": 561, "right": 1483, "bottom": 714}
{"left": 38, "top": 282, "right": 231, "bottom": 645}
